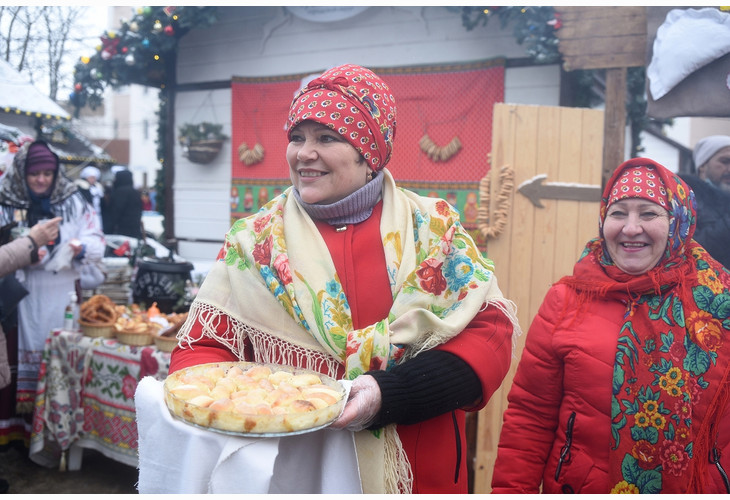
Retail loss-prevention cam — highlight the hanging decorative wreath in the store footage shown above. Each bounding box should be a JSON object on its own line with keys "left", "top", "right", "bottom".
{"left": 238, "top": 142, "right": 265, "bottom": 166}
{"left": 419, "top": 134, "right": 462, "bottom": 162}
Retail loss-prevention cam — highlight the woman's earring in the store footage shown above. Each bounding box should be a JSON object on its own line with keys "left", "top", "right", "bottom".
{"left": 366, "top": 170, "right": 373, "bottom": 182}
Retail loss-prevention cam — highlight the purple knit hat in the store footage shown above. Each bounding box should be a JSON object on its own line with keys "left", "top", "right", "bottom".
{"left": 25, "top": 141, "right": 58, "bottom": 174}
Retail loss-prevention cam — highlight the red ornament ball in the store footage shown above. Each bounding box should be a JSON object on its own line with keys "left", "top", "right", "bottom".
{"left": 164, "top": 25, "right": 174, "bottom": 36}
{"left": 74, "top": 83, "right": 82, "bottom": 92}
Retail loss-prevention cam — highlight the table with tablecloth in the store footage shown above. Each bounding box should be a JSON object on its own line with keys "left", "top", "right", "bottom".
{"left": 28, "top": 329, "right": 170, "bottom": 470}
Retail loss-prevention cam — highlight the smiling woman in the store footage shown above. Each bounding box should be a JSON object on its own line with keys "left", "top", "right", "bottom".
{"left": 492, "top": 157, "right": 730, "bottom": 494}
{"left": 286, "top": 121, "right": 370, "bottom": 205}
{"left": 162, "top": 63, "right": 520, "bottom": 494}
{"left": 602, "top": 171, "right": 671, "bottom": 275}
{"left": 602, "top": 199, "right": 670, "bottom": 274}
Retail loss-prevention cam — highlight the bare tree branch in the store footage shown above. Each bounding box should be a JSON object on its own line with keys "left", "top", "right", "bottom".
{"left": 0, "top": 5, "right": 93, "bottom": 100}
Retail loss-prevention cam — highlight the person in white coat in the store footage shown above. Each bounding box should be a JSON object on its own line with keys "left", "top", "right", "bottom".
{"left": 75, "top": 165, "right": 105, "bottom": 230}
{"left": 0, "top": 140, "right": 104, "bottom": 416}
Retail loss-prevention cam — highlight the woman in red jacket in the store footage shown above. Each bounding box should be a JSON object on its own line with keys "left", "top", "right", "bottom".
{"left": 170, "top": 64, "right": 519, "bottom": 494}
{"left": 492, "top": 158, "right": 730, "bottom": 494}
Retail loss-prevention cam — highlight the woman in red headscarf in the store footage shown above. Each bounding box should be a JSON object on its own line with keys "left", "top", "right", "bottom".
{"left": 169, "top": 64, "right": 520, "bottom": 493}
{"left": 491, "top": 158, "right": 730, "bottom": 494}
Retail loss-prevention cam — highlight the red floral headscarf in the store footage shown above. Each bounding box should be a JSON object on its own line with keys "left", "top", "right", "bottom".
{"left": 595, "top": 157, "right": 696, "bottom": 275}
{"left": 607, "top": 164, "right": 669, "bottom": 209}
{"left": 560, "top": 158, "right": 730, "bottom": 493}
{"left": 285, "top": 64, "right": 397, "bottom": 171}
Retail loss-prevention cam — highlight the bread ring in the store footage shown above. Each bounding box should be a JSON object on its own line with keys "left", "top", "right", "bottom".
{"left": 80, "top": 294, "right": 118, "bottom": 324}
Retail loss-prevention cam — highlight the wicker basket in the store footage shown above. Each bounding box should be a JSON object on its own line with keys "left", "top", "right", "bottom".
{"left": 115, "top": 329, "right": 154, "bottom": 346}
{"left": 154, "top": 335, "right": 178, "bottom": 352}
{"left": 79, "top": 320, "right": 116, "bottom": 338}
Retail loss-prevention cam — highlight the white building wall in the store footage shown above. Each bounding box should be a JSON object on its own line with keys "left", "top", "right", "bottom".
{"left": 173, "top": 6, "right": 563, "bottom": 262}
{"left": 128, "top": 85, "right": 161, "bottom": 189}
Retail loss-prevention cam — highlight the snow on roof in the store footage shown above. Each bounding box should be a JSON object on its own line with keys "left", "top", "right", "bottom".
{"left": 0, "top": 58, "right": 70, "bottom": 121}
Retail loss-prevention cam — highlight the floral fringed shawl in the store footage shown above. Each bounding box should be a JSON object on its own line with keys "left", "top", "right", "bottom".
{"left": 179, "top": 168, "right": 519, "bottom": 493}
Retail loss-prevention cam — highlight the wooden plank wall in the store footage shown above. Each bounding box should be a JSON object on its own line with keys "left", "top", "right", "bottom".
{"left": 555, "top": 6, "right": 647, "bottom": 71}
{"left": 472, "top": 103, "right": 604, "bottom": 493}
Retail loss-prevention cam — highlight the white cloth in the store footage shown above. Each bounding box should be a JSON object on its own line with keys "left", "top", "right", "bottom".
{"left": 648, "top": 8, "right": 730, "bottom": 100}
{"left": 135, "top": 376, "right": 362, "bottom": 494}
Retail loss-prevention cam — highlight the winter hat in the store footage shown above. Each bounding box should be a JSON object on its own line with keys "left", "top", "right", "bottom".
{"left": 25, "top": 141, "right": 58, "bottom": 174}
{"left": 286, "top": 63, "right": 397, "bottom": 171}
{"left": 607, "top": 162, "right": 669, "bottom": 210}
{"left": 81, "top": 165, "right": 101, "bottom": 180}
{"left": 692, "top": 135, "right": 730, "bottom": 169}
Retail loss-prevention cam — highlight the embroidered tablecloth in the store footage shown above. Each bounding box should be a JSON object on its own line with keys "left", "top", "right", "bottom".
{"left": 29, "top": 329, "right": 170, "bottom": 468}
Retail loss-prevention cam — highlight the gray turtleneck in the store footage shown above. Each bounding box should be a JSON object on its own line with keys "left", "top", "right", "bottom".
{"left": 292, "top": 172, "right": 384, "bottom": 226}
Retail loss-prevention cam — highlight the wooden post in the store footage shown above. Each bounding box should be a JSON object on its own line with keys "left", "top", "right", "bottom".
{"left": 602, "top": 67, "right": 627, "bottom": 187}
{"left": 554, "top": 6, "right": 646, "bottom": 187}
{"left": 163, "top": 52, "right": 177, "bottom": 245}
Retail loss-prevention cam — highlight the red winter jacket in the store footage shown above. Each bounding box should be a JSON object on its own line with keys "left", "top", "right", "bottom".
{"left": 171, "top": 202, "right": 514, "bottom": 493}
{"left": 491, "top": 283, "right": 730, "bottom": 494}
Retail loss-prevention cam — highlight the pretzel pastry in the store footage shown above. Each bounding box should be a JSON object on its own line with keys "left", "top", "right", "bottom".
{"left": 80, "top": 294, "right": 119, "bottom": 324}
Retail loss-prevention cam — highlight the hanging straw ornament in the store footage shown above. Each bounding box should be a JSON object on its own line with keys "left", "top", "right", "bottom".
{"left": 238, "top": 142, "right": 265, "bottom": 166}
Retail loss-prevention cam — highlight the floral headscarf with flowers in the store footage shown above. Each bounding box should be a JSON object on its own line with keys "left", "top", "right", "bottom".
{"left": 559, "top": 157, "right": 730, "bottom": 493}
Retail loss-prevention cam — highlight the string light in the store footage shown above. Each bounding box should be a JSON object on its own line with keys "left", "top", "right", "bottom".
{"left": 0, "top": 106, "right": 68, "bottom": 121}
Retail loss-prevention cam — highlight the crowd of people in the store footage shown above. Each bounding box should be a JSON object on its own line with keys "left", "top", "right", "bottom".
{"left": 1, "top": 63, "right": 729, "bottom": 494}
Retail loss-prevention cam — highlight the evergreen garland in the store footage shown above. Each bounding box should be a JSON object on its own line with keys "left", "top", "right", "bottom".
{"left": 70, "top": 6, "right": 218, "bottom": 114}
{"left": 459, "top": 6, "right": 562, "bottom": 64}
{"left": 153, "top": 89, "right": 168, "bottom": 238}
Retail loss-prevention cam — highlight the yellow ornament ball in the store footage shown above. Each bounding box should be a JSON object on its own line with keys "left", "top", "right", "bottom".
{"left": 81, "top": 56, "right": 90, "bottom": 64}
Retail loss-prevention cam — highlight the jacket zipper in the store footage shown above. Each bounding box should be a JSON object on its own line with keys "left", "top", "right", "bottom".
{"left": 710, "top": 423, "right": 730, "bottom": 493}
{"left": 555, "top": 411, "right": 576, "bottom": 490}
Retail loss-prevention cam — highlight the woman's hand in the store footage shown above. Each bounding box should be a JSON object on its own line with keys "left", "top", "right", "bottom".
{"left": 330, "top": 374, "right": 382, "bottom": 432}
{"left": 28, "top": 216, "right": 61, "bottom": 246}
{"left": 69, "top": 238, "right": 84, "bottom": 257}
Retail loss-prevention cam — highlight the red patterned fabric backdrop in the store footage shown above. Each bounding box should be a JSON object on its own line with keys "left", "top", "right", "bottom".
{"left": 230, "top": 59, "right": 505, "bottom": 251}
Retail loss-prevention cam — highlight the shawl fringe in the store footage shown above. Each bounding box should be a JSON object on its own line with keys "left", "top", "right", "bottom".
{"left": 383, "top": 425, "right": 413, "bottom": 494}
